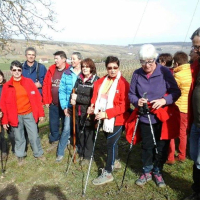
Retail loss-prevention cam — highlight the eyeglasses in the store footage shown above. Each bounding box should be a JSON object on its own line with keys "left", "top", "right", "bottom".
{"left": 82, "top": 65, "right": 90, "bottom": 68}
{"left": 191, "top": 45, "right": 200, "bottom": 51}
{"left": 140, "top": 59, "right": 155, "bottom": 65}
{"left": 107, "top": 66, "right": 119, "bottom": 70}
{"left": 12, "top": 69, "right": 22, "bottom": 72}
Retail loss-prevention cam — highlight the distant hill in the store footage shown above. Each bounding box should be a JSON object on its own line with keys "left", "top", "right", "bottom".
{"left": 0, "top": 40, "right": 192, "bottom": 63}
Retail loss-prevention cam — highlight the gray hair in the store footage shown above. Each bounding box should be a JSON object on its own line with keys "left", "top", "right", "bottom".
{"left": 191, "top": 27, "right": 200, "bottom": 40}
{"left": 25, "top": 47, "right": 37, "bottom": 55}
{"left": 139, "top": 44, "right": 158, "bottom": 60}
{"left": 72, "top": 52, "right": 82, "bottom": 60}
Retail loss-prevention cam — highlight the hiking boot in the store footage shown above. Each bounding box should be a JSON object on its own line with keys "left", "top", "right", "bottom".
{"left": 135, "top": 173, "right": 152, "bottom": 186}
{"left": 18, "top": 157, "right": 24, "bottom": 166}
{"left": 184, "top": 192, "right": 200, "bottom": 200}
{"left": 165, "top": 160, "right": 175, "bottom": 165}
{"left": 47, "top": 141, "right": 59, "bottom": 152}
{"left": 153, "top": 173, "right": 166, "bottom": 188}
{"left": 113, "top": 159, "right": 121, "bottom": 170}
{"left": 56, "top": 155, "right": 63, "bottom": 162}
{"left": 92, "top": 169, "right": 114, "bottom": 185}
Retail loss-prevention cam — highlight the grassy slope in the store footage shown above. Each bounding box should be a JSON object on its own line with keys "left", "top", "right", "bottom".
{"left": 0, "top": 123, "right": 193, "bottom": 200}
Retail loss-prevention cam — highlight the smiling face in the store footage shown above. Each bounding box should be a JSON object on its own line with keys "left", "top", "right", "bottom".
{"left": 71, "top": 54, "right": 81, "bottom": 68}
{"left": 26, "top": 50, "right": 36, "bottom": 65}
{"left": 106, "top": 62, "right": 119, "bottom": 78}
{"left": 140, "top": 59, "right": 156, "bottom": 74}
{"left": 81, "top": 62, "right": 91, "bottom": 77}
{"left": 11, "top": 66, "right": 22, "bottom": 80}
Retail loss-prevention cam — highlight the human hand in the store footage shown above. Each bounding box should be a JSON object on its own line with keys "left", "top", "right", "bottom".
{"left": 71, "top": 93, "right": 77, "bottom": 100}
{"left": 64, "top": 108, "right": 71, "bottom": 117}
{"left": 3, "top": 124, "right": 9, "bottom": 130}
{"left": 45, "top": 104, "right": 50, "bottom": 108}
{"left": 35, "top": 81, "right": 42, "bottom": 88}
{"left": 87, "top": 104, "right": 94, "bottom": 114}
{"left": 138, "top": 98, "right": 148, "bottom": 107}
{"left": 150, "top": 98, "right": 166, "bottom": 109}
{"left": 0, "top": 112, "right": 2, "bottom": 118}
{"left": 39, "top": 117, "right": 44, "bottom": 122}
{"left": 71, "top": 99, "right": 76, "bottom": 105}
{"left": 95, "top": 111, "right": 106, "bottom": 120}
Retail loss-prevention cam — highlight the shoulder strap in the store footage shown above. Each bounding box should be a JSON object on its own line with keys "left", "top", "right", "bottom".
{"left": 36, "top": 62, "right": 40, "bottom": 81}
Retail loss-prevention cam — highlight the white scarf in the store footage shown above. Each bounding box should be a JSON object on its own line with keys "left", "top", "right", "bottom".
{"left": 94, "top": 71, "right": 121, "bottom": 132}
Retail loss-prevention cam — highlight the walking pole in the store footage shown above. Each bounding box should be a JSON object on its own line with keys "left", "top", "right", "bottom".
{"left": 82, "top": 118, "right": 101, "bottom": 197}
{"left": 144, "top": 103, "right": 158, "bottom": 154}
{"left": 72, "top": 88, "right": 76, "bottom": 163}
{"left": 119, "top": 114, "right": 140, "bottom": 191}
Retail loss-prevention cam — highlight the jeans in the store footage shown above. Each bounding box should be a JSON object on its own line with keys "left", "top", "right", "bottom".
{"left": 190, "top": 123, "right": 200, "bottom": 169}
{"left": 104, "top": 126, "right": 123, "bottom": 173}
{"left": 57, "top": 116, "right": 72, "bottom": 156}
{"left": 49, "top": 104, "right": 65, "bottom": 143}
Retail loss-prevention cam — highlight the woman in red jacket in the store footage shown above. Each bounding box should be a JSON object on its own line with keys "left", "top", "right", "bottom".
{"left": 0, "top": 61, "right": 45, "bottom": 165}
{"left": 87, "top": 56, "right": 130, "bottom": 185}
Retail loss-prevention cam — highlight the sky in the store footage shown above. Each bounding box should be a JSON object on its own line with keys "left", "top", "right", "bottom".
{"left": 49, "top": 0, "right": 200, "bottom": 46}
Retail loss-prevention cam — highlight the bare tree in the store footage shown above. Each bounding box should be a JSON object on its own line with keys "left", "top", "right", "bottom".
{"left": 0, "top": 0, "right": 57, "bottom": 54}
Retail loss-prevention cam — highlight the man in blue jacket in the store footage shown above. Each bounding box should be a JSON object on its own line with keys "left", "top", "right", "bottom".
{"left": 22, "top": 47, "right": 47, "bottom": 95}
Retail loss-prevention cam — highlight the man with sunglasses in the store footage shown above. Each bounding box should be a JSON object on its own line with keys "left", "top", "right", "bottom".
{"left": 0, "top": 60, "right": 45, "bottom": 165}
{"left": 186, "top": 27, "right": 200, "bottom": 200}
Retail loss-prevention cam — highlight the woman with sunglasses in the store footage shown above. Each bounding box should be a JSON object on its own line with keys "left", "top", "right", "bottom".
{"left": 128, "top": 44, "right": 181, "bottom": 188}
{"left": 87, "top": 56, "right": 130, "bottom": 185}
{"left": 70, "top": 58, "right": 99, "bottom": 165}
{"left": 0, "top": 60, "right": 45, "bottom": 165}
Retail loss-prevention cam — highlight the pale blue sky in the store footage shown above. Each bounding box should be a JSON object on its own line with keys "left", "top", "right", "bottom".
{"left": 50, "top": 0, "right": 200, "bottom": 45}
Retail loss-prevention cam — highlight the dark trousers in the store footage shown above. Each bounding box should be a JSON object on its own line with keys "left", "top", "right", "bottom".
{"left": 76, "top": 123, "right": 95, "bottom": 160}
{"left": 104, "top": 126, "right": 123, "bottom": 173}
{"left": 0, "top": 127, "right": 7, "bottom": 153}
{"left": 192, "top": 164, "right": 200, "bottom": 193}
{"left": 140, "top": 122, "right": 170, "bottom": 173}
{"left": 49, "top": 104, "right": 65, "bottom": 143}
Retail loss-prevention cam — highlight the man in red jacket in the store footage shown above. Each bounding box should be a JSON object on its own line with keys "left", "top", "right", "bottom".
{"left": 42, "top": 51, "right": 69, "bottom": 148}
{"left": 0, "top": 60, "right": 45, "bottom": 165}
{"left": 185, "top": 27, "right": 200, "bottom": 200}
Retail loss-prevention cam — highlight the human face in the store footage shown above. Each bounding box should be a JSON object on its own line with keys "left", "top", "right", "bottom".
{"left": 140, "top": 59, "right": 156, "bottom": 74}
{"left": 0, "top": 75, "right": 3, "bottom": 85}
{"left": 54, "top": 55, "right": 66, "bottom": 69}
{"left": 192, "top": 35, "right": 200, "bottom": 56}
{"left": 190, "top": 49, "right": 199, "bottom": 62}
{"left": 106, "top": 62, "right": 119, "bottom": 78}
{"left": 71, "top": 54, "right": 81, "bottom": 68}
{"left": 11, "top": 66, "right": 22, "bottom": 80}
{"left": 81, "top": 63, "right": 91, "bottom": 77}
{"left": 26, "top": 50, "right": 36, "bottom": 65}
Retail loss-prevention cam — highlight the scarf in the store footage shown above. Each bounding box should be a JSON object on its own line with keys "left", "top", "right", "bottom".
{"left": 94, "top": 71, "right": 121, "bottom": 132}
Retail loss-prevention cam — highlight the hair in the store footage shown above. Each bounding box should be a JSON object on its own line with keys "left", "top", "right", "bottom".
{"left": 139, "top": 44, "right": 158, "bottom": 60}
{"left": 173, "top": 51, "right": 188, "bottom": 66}
{"left": 10, "top": 60, "right": 23, "bottom": 70}
{"left": 105, "top": 56, "right": 120, "bottom": 67}
{"left": 158, "top": 53, "right": 173, "bottom": 67}
{"left": 25, "top": 47, "right": 36, "bottom": 55}
{"left": 0, "top": 70, "right": 6, "bottom": 84}
{"left": 53, "top": 51, "right": 67, "bottom": 59}
{"left": 72, "top": 52, "right": 82, "bottom": 60}
{"left": 81, "top": 58, "right": 96, "bottom": 75}
{"left": 191, "top": 27, "right": 200, "bottom": 40}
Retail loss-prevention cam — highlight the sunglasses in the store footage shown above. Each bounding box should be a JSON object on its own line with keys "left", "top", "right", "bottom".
{"left": 191, "top": 45, "right": 200, "bottom": 51}
{"left": 12, "top": 69, "right": 22, "bottom": 72}
{"left": 107, "top": 66, "right": 119, "bottom": 70}
{"left": 140, "top": 59, "right": 155, "bottom": 65}
{"left": 82, "top": 65, "right": 90, "bottom": 68}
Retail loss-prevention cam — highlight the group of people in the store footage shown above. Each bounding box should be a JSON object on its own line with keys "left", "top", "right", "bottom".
{"left": 0, "top": 27, "right": 200, "bottom": 199}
